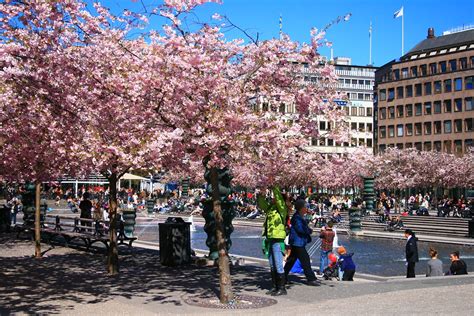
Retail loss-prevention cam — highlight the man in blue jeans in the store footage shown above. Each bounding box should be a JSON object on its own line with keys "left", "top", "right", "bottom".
{"left": 319, "top": 221, "right": 335, "bottom": 275}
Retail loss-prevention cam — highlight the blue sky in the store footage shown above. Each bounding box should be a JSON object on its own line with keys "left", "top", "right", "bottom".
{"left": 96, "top": 0, "right": 473, "bottom": 67}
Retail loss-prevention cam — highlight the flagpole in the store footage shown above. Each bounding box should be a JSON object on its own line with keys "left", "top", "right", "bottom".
{"left": 401, "top": 9, "right": 404, "bottom": 55}
{"left": 369, "top": 21, "right": 372, "bottom": 65}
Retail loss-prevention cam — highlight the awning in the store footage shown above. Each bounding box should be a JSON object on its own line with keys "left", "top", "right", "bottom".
{"left": 119, "top": 173, "right": 148, "bottom": 181}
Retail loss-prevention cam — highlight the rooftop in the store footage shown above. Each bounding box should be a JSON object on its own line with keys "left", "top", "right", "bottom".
{"left": 406, "top": 28, "right": 474, "bottom": 55}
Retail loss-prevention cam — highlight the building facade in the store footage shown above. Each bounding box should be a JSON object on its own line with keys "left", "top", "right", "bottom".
{"left": 305, "top": 57, "right": 377, "bottom": 156}
{"left": 374, "top": 27, "right": 474, "bottom": 155}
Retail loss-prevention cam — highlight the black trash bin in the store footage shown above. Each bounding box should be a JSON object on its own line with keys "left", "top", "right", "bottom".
{"left": 469, "top": 220, "right": 474, "bottom": 238}
{"left": 159, "top": 217, "right": 191, "bottom": 266}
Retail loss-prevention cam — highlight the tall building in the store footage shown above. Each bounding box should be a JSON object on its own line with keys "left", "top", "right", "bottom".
{"left": 374, "top": 27, "right": 474, "bottom": 155}
{"left": 305, "top": 57, "right": 377, "bottom": 156}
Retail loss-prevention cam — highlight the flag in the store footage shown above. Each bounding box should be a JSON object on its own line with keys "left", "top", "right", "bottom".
{"left": 369, "top": 22, "right": 372, "bottom": 37}
{"left": 394, "top": 6, "right": 403, "bottom": 18}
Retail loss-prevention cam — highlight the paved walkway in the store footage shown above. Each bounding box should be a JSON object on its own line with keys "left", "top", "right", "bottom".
{"left": 1, "top": 234, "right": 474, "bottom": 315}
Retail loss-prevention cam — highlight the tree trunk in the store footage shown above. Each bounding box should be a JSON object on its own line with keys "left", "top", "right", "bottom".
{"left": 210, "top": 167, "right": 234, "bottom": 304}
{"left": 107, "top": 174, "right": 119, "bottom": 275}
{"left": 34, "top": 182, "right": 41, "bottom": 258}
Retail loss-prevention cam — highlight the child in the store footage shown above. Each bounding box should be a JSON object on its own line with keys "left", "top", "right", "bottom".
{"left": 337, "top": 246, "right": 356, "bottom": 281}
{"left": 322, "top": 253, "right": 339, "bottom": 280}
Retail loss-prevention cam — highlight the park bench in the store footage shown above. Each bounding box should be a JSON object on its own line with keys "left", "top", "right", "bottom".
{"left": 40, "top": 215, "right": 137, "bottom": 252}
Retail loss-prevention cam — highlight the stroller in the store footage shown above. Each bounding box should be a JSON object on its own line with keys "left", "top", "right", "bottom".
{"left": 323, "top": 253, "right": 340, "bottom": 281}
{"left": 323, "top": 262, "right": 340, "bottom": 280}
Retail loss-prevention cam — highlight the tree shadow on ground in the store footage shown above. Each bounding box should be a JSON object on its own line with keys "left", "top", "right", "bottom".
{"left": 0, "top": 233, "right": 275, "bottom": 314}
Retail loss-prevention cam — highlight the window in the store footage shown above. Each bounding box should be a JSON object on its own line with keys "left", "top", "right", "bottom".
{"left": 393, "top": 69, "right": 400, "bottom": 80}
{"left": 444, "top": 100, "right": 452, "bottom": 113}
{"left": 367, "top": 123, "right": 373, "bottom": 132}
{"left": 410, "top": 66, "right": 418, "bottom": 77}
{"left": 429, "top": 63, "right": 437, "bottom": 74}
{"left": 367, "top": 107, "right": 373, "bottom": 116}
{"left": 449, "top": 59, "right": 457, "bottom": 71}
{"left": 434, "top": 101, "right": 442, "bottom": 114}
{"left": 364, "top": 94, "right": 372, "bottom": 101}
{"left": 388, "top": 106, "right": 395, "bottom": 119}
{"left": 424, "top": 102, "right": 432, "bottom": 115}
{"left": 454, "top": 119, "right": 462, "bottom": 133}
{"left": 460, "top": 57, "right": 467, "bottom": 70}
{"left": 358, "top": 107, "right": 365, "bottom": 116}
{"left": 397, "top": 86, "right": 404, "bottom": 99}
{"left": 358, "top": 93, "right": 364, "bottom": 100}
{"left": 365, "top": 80, "right": 371, "bottom": 85}
{"left": 351, "top": 107, "right": 357, "bottom": 116}
{"left": 320, "top": 121, "right": 327, "bottom": 130}
{"left": 424, "top": 82, "right": 432, "bottom": 95}
{"left": 434, "top": 121, "right": 442, "bottom": 134}
{"left": 434, "top": 81, "right": 442, "bottom": 93}
{"left": 415, "top": 103, "right": 422, "bottom": 116}
{"left": 406, "top": 104, "right": 413, "bottom": 117}
{"left": 379, "top": 144, "right": 386, "bottom": 152}
{"left": 444, "top": 120, "right": 452, "bottom": 133}
{"left": 406, "top": 124, "right": 413, "bottom": 136}
{"left": 327, "top": 139, "right": 334, "bottom": 146}
{"left": 367, "top": 139, "right": 373, "bottom": 147}
{"left": 424, "top": 122, "right": 432, "bottom": 135}
{"left": 415, "top": 142, "right": 422, "bottom": 151}
{"left": 380, "top": 126, "right": 386, "bottom": 138}
{"left": 397, "top": 105, "right": 404, "bottom": 117}
{"left": 406, "top": 85, "right": 413, "bottom": 97}
{"left": 359, "top": 139, "right": 366, "bottom": 146}
{"left": 466, "top": 139, "right": 474, "bottom": 152}
{"left": 434, "top": 141, "right": 442, "bottom": 152}
{"left": 344, "top": 107, "right": 349, "bottom": 115}
{"left": 352, "top": 79, "right": 357, "bottom": 85}
{"left": 424, "top": 142, "right": 432, "bottom": 151}
{"left": 465, "top": 76, "right": 473, "bottom": 90}
{"left": 358, "top": 80, "right": 364, "bottom": 85}
{"left": 319, "top": 138, "right": 326, "bottom": 146}
{"left": 380, "top": 108, "right": 386, "bottom": 119}
{"left": 444, "top": 79, "right": 452, "bottom": 92}
{"left": 466, "top": 97, "right": 473, "bottom": 111}
{"left": 440, "top": 61, "right": 447, "bottom": 73}
{"left": 351, "top": 122, "right": 357, "bottom": 130}
{"left": 388, "top": 125, "right": 395, "bottom": 137}
{"left": 396, "top": 143, "right": 403, "bottom": 150}
{"left": 455, "top": 140, "right": 463, "bottom": 155}
{"left": 455, "top": 78, "right": 462, "bottom": 91}
{"left": 380, "top": 89, "right": 386, "bottom": 101}
{"left": 415, "top": 123, "right": 422, "bottom": 135}
{"left": 397, "top": 124, "right": 403, "bottom": 137}
{"left": 444, "top": 140, "right": 452, "bottom": 153}
{"left": 388, "top": 88, "right": 395, "bottom": 101}
{"left": 454, "top": 98, "right": 462, "bottom": 112}
{"left": 401, "top": 68, "right": 408, "bottom": 78}
{"left": 405, "top": 143, "right": 412, "bottom": 149}
{"left": 420, "top": 64, "right": 427, "bottom": 76}
{"left": 465, "top": 118, "right": 473, "bottom": 132}
{"left": 415, "top": 84, "right": 422, "bottom": 96}
{"left": 345, "top": 79, "right": 350, "bottom": 84}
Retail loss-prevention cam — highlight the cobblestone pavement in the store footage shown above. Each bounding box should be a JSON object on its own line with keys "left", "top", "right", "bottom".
{"left": 1, "top": 234, "right": 474, "bottom": 315}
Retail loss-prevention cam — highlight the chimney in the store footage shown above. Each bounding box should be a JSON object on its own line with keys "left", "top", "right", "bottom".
{"left": 427, "top": 27, "right": 435, "bottom": 39}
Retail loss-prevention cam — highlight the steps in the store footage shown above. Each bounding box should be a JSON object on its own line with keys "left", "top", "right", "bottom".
{"left": 361, "top": 214, "right": 471, "bottom": 238}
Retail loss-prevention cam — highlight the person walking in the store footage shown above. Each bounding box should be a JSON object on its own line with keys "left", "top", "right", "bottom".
{"left": 258, "top": 187, "right": 288, "bottom": 296}
{"left": 284, "top": 199, "right": 319, "bottom": 286}
{"left": 319, "top": 221, "right": 335, "bottom": 276}
{"left": 426, "top": 247, "right": 443, "bottom": 277}
{"left": 405, "top": 229, "right": 419, "bottom": 278}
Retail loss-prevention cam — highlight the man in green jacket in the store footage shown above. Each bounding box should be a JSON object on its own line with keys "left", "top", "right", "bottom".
{"left": 258, "top": 187, "right": 288, "bottom": 296}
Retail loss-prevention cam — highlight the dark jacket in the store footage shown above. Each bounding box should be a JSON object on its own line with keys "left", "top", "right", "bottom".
{"left": 405, "top": 236, "right": 419, "bottom": 263}
{"left": 449, "top": 260, "right": 468, "bottom": 275}
{"left": 339, "top": 253, "right": 356, "bottom": 271}
{"left": 289, "top": 212, "right": 312, "bottom": 247}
